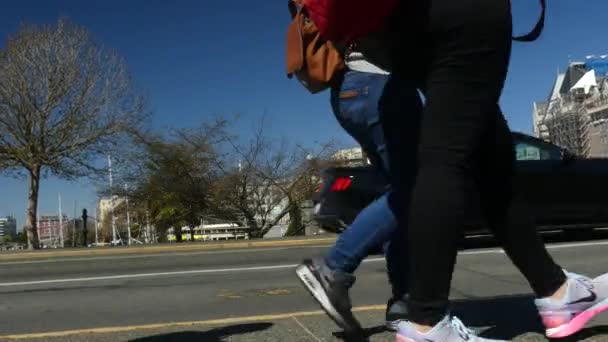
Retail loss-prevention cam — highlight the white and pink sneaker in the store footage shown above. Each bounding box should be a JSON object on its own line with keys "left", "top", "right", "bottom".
{"left": 535, "top": 271, "right": 608, "bottom": 338}
{"left": 395, "top": 315, "right": 508, "bottom": 342}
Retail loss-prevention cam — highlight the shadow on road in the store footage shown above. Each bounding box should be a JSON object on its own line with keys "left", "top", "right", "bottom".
{"left": 128, "top": 323, "right": 273, "bottom": 342}
{"left": 333, "top": 294, "right": 608, "bottom": 341}
{"left": 332, "top": 325, "right": 389, "bottom": 342}
{"left": 452, "top": 294, "right": 542, "bottom": 338}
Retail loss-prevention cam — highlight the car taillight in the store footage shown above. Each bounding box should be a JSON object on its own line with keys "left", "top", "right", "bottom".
{"left": 330, "top": 177, "right": 352, "bottom": 192}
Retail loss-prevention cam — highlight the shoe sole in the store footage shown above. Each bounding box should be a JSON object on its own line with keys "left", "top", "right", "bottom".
{"left": 386, "top": 320, "right": 404, "bottom": 332}
{"left": 295, "top": 264, "right": 350, "bottom": 330}
{"left": 546, "top": 298, "right": 608, "bottom": 338}
{"left": 395, "top": 334, "right": 413, "bottom": 342}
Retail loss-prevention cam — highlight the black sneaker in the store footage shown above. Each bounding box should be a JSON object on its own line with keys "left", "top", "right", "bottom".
{"left": 295, "top": 257, "right": 363, "bottom": 333}
{"left": 385, "top": 296, "right": 409, "bottom": 331}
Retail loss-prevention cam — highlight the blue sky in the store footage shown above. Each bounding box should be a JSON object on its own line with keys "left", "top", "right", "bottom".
{"left": 1, "top": 0, "right": 607, "bottom": 229}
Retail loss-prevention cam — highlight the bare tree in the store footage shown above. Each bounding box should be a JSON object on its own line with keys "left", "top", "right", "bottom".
{"left": 110, "top": 119, "right": 230, "bottom": 243}
{"left": 0, "top": 19, "right": 145, "bottom": 249}
{"left": 214, "top": 119, "right": 338, "bottom": 238}
{"left": 258, "top": 140, "right": 337, "bottom": 236}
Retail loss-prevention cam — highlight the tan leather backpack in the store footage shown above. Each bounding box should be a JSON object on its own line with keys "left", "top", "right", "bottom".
{"left": 285, "top": 0, "right": 345, "bottom": 94}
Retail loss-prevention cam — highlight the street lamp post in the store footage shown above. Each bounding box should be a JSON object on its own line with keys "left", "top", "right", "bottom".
{"left": 94, "top": 206, "right": 99, "bottom": 245}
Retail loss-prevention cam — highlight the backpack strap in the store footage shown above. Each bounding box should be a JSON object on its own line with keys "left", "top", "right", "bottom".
{"left": 289, "top": 0, "right": 305, "bottom": 18}
{"left": 513, "top": 0, "right": 546, "bottom": 42}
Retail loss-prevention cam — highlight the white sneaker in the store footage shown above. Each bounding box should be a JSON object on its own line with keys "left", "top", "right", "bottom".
{"left": 535, "top": 271, "right": 608, "bottom": 338}
{"left": 395, "top": 315, "right": 508, "bottom": 342}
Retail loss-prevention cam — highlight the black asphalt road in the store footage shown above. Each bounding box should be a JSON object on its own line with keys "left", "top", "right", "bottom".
{"left": 1, "top": 232, "right": 608, "bottom": 341}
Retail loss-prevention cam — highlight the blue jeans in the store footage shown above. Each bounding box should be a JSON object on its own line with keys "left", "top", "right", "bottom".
{"left": 325, "top": 70, "right": 410, "bottom": 297}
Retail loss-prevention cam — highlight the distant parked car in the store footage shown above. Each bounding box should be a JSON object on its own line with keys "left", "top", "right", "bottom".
{"left": 313, "top": 132, "right": 608, "bottom": 236}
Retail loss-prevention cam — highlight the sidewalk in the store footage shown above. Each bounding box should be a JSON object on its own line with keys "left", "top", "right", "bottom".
{"left": 4, "top": 306, "right": 607, "bottom": 342}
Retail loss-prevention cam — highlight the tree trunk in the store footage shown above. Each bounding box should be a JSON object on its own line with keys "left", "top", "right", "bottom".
{"left": 175, "top": 226, "right": 183, "bottom": 243}
{"left": 190, "top": 225, "right": 195, "bottom": 242}
{"left": 25, "top": 165, "right": 42, "bottom": 250}
{"left": 157, "top": 226, "right": 168, "bottom": 243}
{"left": 247, "top": 219, "right": 262, "bottom": 239}
{"left": 286, "top": 203, "right": 304, "bottom": 237}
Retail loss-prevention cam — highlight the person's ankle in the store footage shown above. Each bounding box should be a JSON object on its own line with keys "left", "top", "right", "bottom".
{"left": 548, "top": 280, "right": 569, "bottom": 301}
{"left": 412, "top": 322, "right": 433, "bottom": 333}
{"left": 323, "top": 256, "right": 341, "bottom": 272}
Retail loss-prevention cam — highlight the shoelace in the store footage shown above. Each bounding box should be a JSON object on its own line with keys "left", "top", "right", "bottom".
{"left": 449, "top": 316, "right": 477, "bottom": 341}
{"left": 566, "top": 271, "right": 594, "bottom": 290}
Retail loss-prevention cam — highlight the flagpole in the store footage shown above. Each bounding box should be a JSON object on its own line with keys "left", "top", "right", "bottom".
{"left": 58, "top": 193, "right": 65, "bottom": 248}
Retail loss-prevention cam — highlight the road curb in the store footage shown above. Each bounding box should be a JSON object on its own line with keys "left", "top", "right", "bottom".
{"left": 0, "top": 237, "right": 337, "bottom": 262}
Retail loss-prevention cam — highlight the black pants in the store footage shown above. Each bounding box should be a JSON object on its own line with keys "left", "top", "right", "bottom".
{"left": 380, "top": 0, "right": 566, "bottom": 325}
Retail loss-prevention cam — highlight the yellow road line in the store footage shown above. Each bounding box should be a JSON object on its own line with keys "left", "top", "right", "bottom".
{"left": 0, "top": 305, "right": 385, "bottom": 340}
{"left": 0, "top": 238, "right": 337, "bottom": 261}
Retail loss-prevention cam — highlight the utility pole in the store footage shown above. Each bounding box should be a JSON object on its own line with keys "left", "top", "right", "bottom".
{"left": 58, "top": 193, "right": 64, "bottom": 248}
{"left": 125, "top": 184, "right": 132, "bottom": 246}
{"left": 108, "top": 155, "right": 118, "bottom": 245}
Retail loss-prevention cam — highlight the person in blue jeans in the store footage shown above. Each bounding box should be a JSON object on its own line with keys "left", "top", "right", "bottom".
{"left": 296, "top": 44, "right": 423, "bottom": 334}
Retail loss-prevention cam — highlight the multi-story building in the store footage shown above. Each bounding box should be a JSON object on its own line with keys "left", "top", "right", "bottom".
{"left": 332, "top": 147, "right": 368, "bottom": 166}
{"left": 0, "top": 216, "right": 17, "bottom": 241}
{"left": 98, "top": 196, "right": 126, "bottom": 239}
{"left": 533, "top": 56, "right": 608, "bottom": 157}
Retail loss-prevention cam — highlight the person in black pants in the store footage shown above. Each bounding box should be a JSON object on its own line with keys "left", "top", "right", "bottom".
{"left": 379, "top": 0, "right": 608, "bottom": 340}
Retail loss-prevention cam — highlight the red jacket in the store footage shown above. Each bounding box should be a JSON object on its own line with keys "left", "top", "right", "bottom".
{"left": 304, "top": 0, "right": 398, "bottom": 42}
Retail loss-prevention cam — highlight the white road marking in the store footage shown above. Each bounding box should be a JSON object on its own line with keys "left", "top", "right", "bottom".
{"left": 0, "top": 240, "right": 605, "bottom": 288}
{"left": 0, "top": 264, "right": 299, "bottom": 287}
{"left": 545, "top": 240, "right": 608, "bottom": 250}
{"left": 292, "top": 317, "right": 324, "bottom": 342}
{"left": 460, "top": 249, "right": 505, "bottom": 255}
{"left": 0, "top": 258, "right": 385, "bottom": 288}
